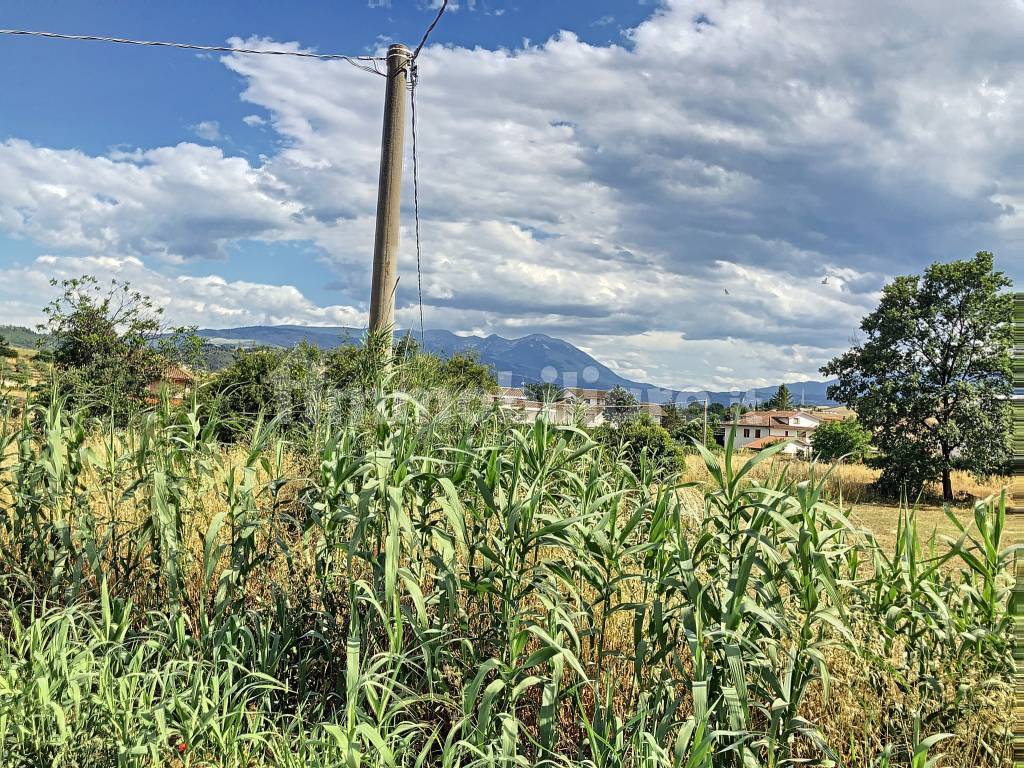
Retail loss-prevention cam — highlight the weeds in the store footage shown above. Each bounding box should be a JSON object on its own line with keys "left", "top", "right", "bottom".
{"left": 0, "top": 389, "right": 1015, "bottom": 767}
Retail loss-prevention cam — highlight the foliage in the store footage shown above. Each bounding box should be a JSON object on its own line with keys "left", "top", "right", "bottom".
{"left": 602, "top": 384, "right": 639, "bottom": 425}
{"left": 592, "top": 414, "right": 685, "bottom": 476}
{"left": 823, "top": 252, "right": 1012, "bottom": 500}
{"left": 0, "top": 388, "right": 1014, "bottom": 767}
{"left": 436, "top": 350, "right": 497, "bottom": 391}
{"left": 767, "top": 383, "right": 793, "bottom": 410}
{"left": 658, "top": 401, "right": 687, "bottom": 434}
{"left": 37, "top": 276, "right": 189, "bottom": 419}
{"left": 524, "top": 381, "right": 565, "bottom": 402}
{"left": 661, "top": 403, "right": 719, "bottom": 446}
{"left": 0, "top": 334, "right": 16, "bottom": 359}
{"left": 206, "top": 336, "right": 498, "bottom": 444}
{"left": 673, "top": 415, "right": 719, "bottom": 447}
{"left": 204, "top": 346, "right": 289, "bottom": 437}
{"left": 812, "top": 418, "right": 872, "bottom": 462}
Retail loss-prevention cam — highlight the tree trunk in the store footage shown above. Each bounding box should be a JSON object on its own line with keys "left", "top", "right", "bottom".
{"left": 937, "top": 437, "right": 954, "bottom": 502}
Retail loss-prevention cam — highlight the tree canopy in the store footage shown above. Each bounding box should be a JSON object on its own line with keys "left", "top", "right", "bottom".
{"left": 811, "top": 419, "right": 872, "bottom": 463}
{"left": 767, "top": 384, "right": 793, "bottom": 410}
{"left": 40, "top": 277, "right": 167, "bottom": 417}
{"left": 822, "top": 252, "right": 1012, "bottom": 500}
{"left": 0, "top": 335, "right": 16, "bottom": 360}
{"left": 602, "top": 385, "right": 639, "bottom": 425}
{"left": 524, "top": 381, "right": 565, "bottom": 403}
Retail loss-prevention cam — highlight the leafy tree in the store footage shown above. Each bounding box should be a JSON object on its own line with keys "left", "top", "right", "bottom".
{"left": 40, "top": 276, "right": 170, "bottom": 417}
{"left": 436, "top": 351, "right": 497, "bottom": 392}
{"left": 811, "top": 419, "right": 872, "bottom": 462}
{"left": 661, "top": 402, "right": 719, "bottom": 446}
{"left": 659, "top": 402, "right": 687, "bottom": 435}
{"left": 593, "top": 415, "right": 684, "bottom": 476}
{"left": 707, "top": 402, "right": 728, "bottom": 417}
{"left": 602, "top": 385, "right": 639, "bottom": 425}
{"left": 205, "top": 347, "right": 289, "bottom": 439}
{"left": 524, "top": 381, "right": 565, "bottom": 403}
{"left": 0, "top": 335, "right": 16, "bottom": 359}
{"left": 675, "top": 414, "right": 721, "bottom": 447}
{"left": 767, "top": 384, "right": 793, "bottom": 410}
{"left": 822, "top": 252, "right": 1012, "bottom": 500}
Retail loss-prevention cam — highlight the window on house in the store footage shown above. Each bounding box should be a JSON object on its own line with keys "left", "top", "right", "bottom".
{"left": 755, "top": 429, "right": 761, "bottom": 438}
{"left": 785, "top": 430, "right": 789, "bottom": 436}
{"left": 743, "top": 428, "right": 750, "bottom": 438}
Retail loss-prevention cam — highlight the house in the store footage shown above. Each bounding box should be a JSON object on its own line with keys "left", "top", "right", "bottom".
{"left": 489, "top": 386, "right": 664, "bottom": 428}
{"left": 563, "top": 387, "right": 664, "bottom": 425}
{"left": 147, "top": 365, "right": 195, "bottom": 401}
{"left": 720, "top": 409, "right": 825, "bottom": 456}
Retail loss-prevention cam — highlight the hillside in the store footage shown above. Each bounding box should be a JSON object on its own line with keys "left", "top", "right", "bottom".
{"left": 195, "top": 325, "right": 838, "bottom": 406}
{"left": 0, "top": 325, "right": 47, "bottom": 349}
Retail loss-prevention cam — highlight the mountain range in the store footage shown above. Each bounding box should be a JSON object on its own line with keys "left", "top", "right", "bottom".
{"left": 194, "top": 325, "right": 838, "bottom": 406}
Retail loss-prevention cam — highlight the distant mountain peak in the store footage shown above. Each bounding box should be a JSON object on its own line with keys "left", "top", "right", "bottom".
{"left": 192, "top": 324, "right": 837, "bottom": 407}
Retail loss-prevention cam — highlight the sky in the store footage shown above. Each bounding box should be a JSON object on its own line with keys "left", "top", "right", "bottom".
{"left": 0, "top": 0, "right": 1022, "bottom": 391}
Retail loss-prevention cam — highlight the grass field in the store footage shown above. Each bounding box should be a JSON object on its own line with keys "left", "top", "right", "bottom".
{"left": 851, "top": 501, "right": 1023, "bottom": 552}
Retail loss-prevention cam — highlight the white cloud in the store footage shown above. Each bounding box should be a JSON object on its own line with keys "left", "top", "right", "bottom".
{"left": 0, "top": 140, "right": 301, "bottom": 259}
{"left": 190, "top": 120, "right": 222, "bottom": 141}
{"left": 1, "top": 0, "right": 1023, "bottom": 388}
{"left": 0, "top": 254, "right": 366, "bottom": 330}
{"left": 242, "top": 114, "right": 266, "bottom": 127}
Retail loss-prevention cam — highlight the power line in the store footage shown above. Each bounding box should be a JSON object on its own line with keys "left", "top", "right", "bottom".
{"left": 0, "top": 29, "right": 387, "bottom": 75}
{"left": 410, "top": 63, "right": 426, "bottom": 346}
{"left": 412, "top": 0, "right": 448, "bottom": 60}
{"left": 406, "top": 0, "right": 448, "bottom": 344}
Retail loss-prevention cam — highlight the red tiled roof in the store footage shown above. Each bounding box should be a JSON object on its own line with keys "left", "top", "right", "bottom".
{"left": 724, "top": 410, "right": 821, "bottom": 428}
{"left": 744, "top": 435, "right": 810, "bottom": 450}
{"left": 162, "top": 365, "right": 194, "bottom": 383}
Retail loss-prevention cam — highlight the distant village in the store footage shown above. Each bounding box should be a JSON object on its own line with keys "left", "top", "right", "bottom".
{"left": 487, "top": 385, "right": 853, "bottom": 456}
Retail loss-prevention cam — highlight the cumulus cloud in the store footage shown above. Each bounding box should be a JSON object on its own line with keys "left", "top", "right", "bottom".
{"left": 1, "top": 0, "right": 1023, "bottom": 388}
{"left": 0, "top": 140, "right": 301, "bottom": 260}
{"left": 0, "top": 254, "right": 366, "bottom": 329}
{"left": 190, "top": 120, "right": 222, "bottom": 141}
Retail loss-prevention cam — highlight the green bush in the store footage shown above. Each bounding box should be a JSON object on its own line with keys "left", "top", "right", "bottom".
{"left": 811, "top": 418, "right": 872, "bottom": 462}
{"left": 0, "top": 335, "right": 16, "bottom": 359}
{"left": 204, "top": 346, "right": 291, "bottom": 438}
{"left": 593, "top": 414, "right": 685, "bottom": 476}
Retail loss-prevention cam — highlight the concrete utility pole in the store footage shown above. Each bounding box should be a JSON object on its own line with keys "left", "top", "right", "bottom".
{"left": 368, "top": 43, "right": 411, "bottom": 353}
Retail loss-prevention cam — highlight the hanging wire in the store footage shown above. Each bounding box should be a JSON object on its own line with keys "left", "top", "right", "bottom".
{"left": 0, "top": 29, "right": 388, "bottom": 74}
{"left": 410, "top": 62, "right": 426, "bottom": 346}
{"left": 3, "top": 5, "right": 453, "bottom": 343}
{"left": 404, "top": 0, "right": 448, "bottom": 345}
{"left": 412, "top": 0, "right": 448, "bottom": 61}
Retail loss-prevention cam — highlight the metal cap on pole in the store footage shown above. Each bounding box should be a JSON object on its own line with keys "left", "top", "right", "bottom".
{"left": 368, "top": 43, "right": 411, "bottom": 354}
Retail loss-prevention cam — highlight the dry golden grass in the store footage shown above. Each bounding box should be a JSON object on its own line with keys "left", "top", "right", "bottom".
{"left": 682, "top": 453, "right": 1009, "bottom": 505}
{"left": 850, "top": 501, "right": 1024, "bottom": 552}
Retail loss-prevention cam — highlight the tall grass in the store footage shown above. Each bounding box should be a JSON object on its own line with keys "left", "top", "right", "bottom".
{"left": 0, "top": 388, "right": 1016, "bottom": 767}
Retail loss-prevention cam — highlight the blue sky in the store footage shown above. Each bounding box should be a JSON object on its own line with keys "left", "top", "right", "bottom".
{"left": 1, "top": 0, "right": 1022, "bottom": 390}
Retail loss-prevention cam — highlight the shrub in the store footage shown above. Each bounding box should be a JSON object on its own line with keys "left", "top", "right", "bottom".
{"left": 593, "top": 414, "right": 685, "bottom": 475}
{"left": 812, "top": 418, "right": 872, "bottom": 462}
{"left": 0, "top": 335, "right": 16, "bottom": 359}
{"left": 204, "top": 346, "right": 289, "bottom": 438}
